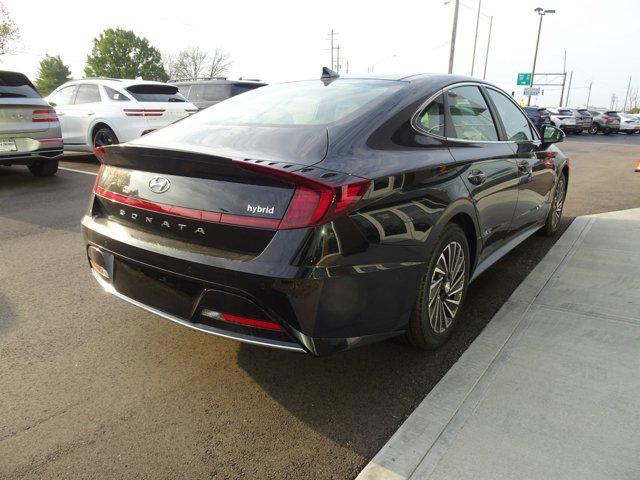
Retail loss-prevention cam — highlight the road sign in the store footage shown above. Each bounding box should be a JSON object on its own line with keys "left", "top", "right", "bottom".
{"left": 524, "top": 87, "right": 540, "bottom": 96}
{"left": 517, "top": 73, "right": 532, "bottom": 85}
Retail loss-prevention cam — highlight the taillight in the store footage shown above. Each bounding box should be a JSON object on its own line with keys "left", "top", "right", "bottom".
{"left": 123, "top": 109, "right": 165, "bottom": 117}
{"left": 602, "top": 115, "right": 609, "bottom": 120}
{"left": 32, "top": 109, "right": 58, "bottom": 122}
{"left": 533, "top": 114, "right": 542, "bottom": 119}
{"left": 186, "top": 108, "right": 198, "bottom": 114}
{"left": 233, "top": 160, "right": 371, "bottom": 229}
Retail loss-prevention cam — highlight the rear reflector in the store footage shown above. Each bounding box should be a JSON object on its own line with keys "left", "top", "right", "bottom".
{"left": 37, "top": 137, "right": 63, "bottom": 143}
{"left": 123, "top": 109, "right": 165, "bottom": 117}
{"left": 32, "top": 109, "right": 58, "bottom": 122}
{"left": 93, "top": 146, "right": 106, "bottom": 162}
{"left": 186, "top": 109, "right": 198, "bottom": 114}
{"left": 201, "top": 309, "right": 282, "bottom": 331}
{"left": 233, "top": 160, "right": 371, "bottom": 229}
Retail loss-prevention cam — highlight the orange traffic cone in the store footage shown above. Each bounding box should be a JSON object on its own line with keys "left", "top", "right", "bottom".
{"left": 636, "top": 160, "right": 640, "bottom": 172}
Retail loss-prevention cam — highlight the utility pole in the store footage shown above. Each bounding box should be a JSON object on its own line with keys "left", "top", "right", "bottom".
{"left": 336, "top": 45, "right": 341, "bottom": 73}
{"left": 482, "top": 16, "right": 493, "bottom": 80}
{"left": 565, "top": 70, "right": 573, "bottom": 106}
{"left": 346, "top": 60, "right": 349, "bottom": 74}
{"left": 470, "top": 0, "right": 482, "bottom": 76}
{"left": 559, "top": 49, "right": 566, "bottom": 106}
{"left": 327, "top": 29, "right": 338, "bottom": 70}
{"left": 528, "top": 8, "right": 555, "bottom": 106}
{"left": 586, "top": 82, "right": 592, "bottom": 108}
{"left": 623, "top": 75, "right": 632, "bottom": 111}
{"left": 448, "top": 0, "right": 460, "bottom": 74}
{"left": 610, "top": 93, "right": 617, "bottom": 110}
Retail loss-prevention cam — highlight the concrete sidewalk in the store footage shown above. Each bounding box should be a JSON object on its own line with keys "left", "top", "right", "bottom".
{"left": 358, "top": 208, "right": 640, "bottom": 480}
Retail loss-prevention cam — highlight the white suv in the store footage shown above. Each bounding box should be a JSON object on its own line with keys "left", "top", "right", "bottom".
{"left": 47, "top": 78, "right": 198, "bottom": 151}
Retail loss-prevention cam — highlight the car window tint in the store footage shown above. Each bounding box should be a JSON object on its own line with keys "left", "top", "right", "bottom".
{"left": 189, "top": 84, "right": 230, "bottom": 102}
{"left": 104, "top": 86, "right": 130, "bottom": 101}
{"left": 75, "top": 84, "right": 101, "bottom": 104}
{"left": 447, "top": 86, "right": 498, "bottom": 141}
{"left": 487, "top": 89, "right": 533, "bottom": 141}
{"left": 0, "top": 71, "right": 41, "bottom": 98}
{"left": 417, "top": 94, "right": 445, "bottom": 136}
{"left": 49, "top": 85, "right": 77, "bottom": 106}
{"left": 126, "top": 84, "right": 186, "bottom": 102}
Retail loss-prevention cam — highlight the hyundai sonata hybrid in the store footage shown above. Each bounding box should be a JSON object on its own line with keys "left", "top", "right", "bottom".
{"left": 82, "top": 72, "right": 568, "bottom": 356}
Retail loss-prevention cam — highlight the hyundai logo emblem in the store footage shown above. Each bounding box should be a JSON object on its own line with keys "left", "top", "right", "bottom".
{"left": 148, "top": 176, "right": 171, "bottom": 194}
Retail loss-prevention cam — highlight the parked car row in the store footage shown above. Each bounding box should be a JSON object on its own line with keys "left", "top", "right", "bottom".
{"left": 524, "top": 105, "right": 640, "bottom": 135}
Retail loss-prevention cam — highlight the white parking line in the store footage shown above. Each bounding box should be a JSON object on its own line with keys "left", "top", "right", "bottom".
{"left": 59, "top": 167, "right": 97, "bottom": 176}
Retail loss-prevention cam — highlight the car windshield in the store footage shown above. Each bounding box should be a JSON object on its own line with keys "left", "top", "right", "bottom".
{"left": 190, "top": 79, "right": 405, "bottom": 126}
{"left": 0, "top": 71, "right": 41, "bottom": 98}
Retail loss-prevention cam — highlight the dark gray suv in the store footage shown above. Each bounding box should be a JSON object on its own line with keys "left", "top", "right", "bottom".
{"left": 0, "top": 71, "right": 63, "bottom": 176}
{"left": 171, "top": 77, "right": 266, "bottom": 110}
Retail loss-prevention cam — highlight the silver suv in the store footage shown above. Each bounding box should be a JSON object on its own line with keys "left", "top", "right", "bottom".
{"left": 171, "top": 77, "right": 266, "bottom": 110}
{"left": 0, "top": 70, "right": 63, "bottom": 176}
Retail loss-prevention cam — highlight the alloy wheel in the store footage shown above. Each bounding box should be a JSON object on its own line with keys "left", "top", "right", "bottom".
{"left": 94, "top": 130, "right": 116, "bottom": 148}
{"left": 428, "top": 241, "right": 465, "bottom": 333}
{"left": 552, "top": 177, "right": 565, "bottom": 229}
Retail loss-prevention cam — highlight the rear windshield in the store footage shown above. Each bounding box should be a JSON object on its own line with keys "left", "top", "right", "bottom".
{"left": 558, "top": 109, "right": 573, "bottom": 116}
{"left": 126, "top": 84, "right": 187, "bottom": 103}
{"left": 189, "top": 79, "right": 404, "bottom": 126}
{"left": 0, "top": 71, "right": 41, "bottom": 98}
{"left": 577, "top": 109, "right": 591, "bottom": 115}
{"left": 605, "top": 111, "right": 619, "bottom": 116}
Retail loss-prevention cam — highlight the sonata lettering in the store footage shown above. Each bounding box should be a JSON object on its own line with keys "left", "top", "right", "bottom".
{"left": 116, "top": 208, "right": 206, "bottom": 235}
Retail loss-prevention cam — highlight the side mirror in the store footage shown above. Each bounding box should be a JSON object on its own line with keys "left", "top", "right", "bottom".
{"left": 540, "top": 124, "right": 565, "bottom": 145}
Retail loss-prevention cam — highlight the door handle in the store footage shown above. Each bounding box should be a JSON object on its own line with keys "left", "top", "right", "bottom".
{"left": 87, "top": 111, "right": 95, "bottom": 116}
{"left": 467, "top": 170, "right": 486, "bottom": 185}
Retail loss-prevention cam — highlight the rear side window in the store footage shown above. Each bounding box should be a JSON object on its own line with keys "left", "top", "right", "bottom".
{"left": 486, "top": 88, "right": 533, "bottom": 141}
{"left": 126, "top": 84, "right": 187, "bottom": 102}
{"left": 75, "top": 84, "right": 101, "bottom": 104}
{"left": 49, "top": 85, "right": 77, "bottom": 106}
{"left": 0, "top": 71, "right": 41, "bottom": 98}
{"left": 447, "top": 86, "right": 498, "bottom": 141}
{"left": 104, "top": 86, "right": 130, "bottom": 101}
{"left": 416, "top": 94, "right": 445, "bottom": 136}
{"left": 189, "top": 84, "right": 229, "bottom": 102}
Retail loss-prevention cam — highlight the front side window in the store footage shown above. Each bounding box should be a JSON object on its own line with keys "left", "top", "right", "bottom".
{"left": 487, "top": 88, "right": 533, "bottom": 141}
{"left": 49, "top": 85, "right": 77, "bottom": 106}
{"left": 416, "top": 94, "right": 445, "bottom": 136}
{"left": 104, "top": 86, "right": 130, "bottom": 101}
{"left": 75, "top": 84, "right": 101, "bottom": 104}
{"left": 447, "top": 86, "right": 498, "bottom": 141}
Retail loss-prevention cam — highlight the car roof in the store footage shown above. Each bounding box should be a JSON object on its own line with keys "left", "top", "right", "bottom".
{"left": 61, "top": 78, "right": 173, "bottom": 89}
{"left": 170, "top": 78, "right": 266, "bottom": 86}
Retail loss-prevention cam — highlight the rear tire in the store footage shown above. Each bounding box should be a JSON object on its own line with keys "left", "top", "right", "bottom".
{"left": 404, "top": 223, "right": 470, "bottom": 349}
{"left": 93, "top": 127, "right": 119, "bottom": 149}
{"left": 28, "top": 159, "right": 58, "bottom": 176}
{"left": 542, "top": 174, "right": 566, "bottom": 236}
{"left": 588, "top": 124, "right": 599, "bottom": 134}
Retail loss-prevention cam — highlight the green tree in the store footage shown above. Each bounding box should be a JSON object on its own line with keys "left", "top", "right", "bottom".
{"left": 35, "top": 55, "right": 71, "bottom": 95}
{"left": 84, "top": 28, "right": 168, "bottom": 81}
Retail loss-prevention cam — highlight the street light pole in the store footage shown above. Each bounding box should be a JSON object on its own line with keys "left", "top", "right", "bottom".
{"left": 483, "top": 16, "right": 493, "bottom": 80}
{"left": 448, "top": 0, "right": 460, "bottom": 74}
{"left": 471, "top": 0, "right": 482, "bottom": 76}
{"left": 527, "top": 7, "right": 555, "bottom": 106}
{"left": 586, "top": 81, "right": 592, "bottom": 108}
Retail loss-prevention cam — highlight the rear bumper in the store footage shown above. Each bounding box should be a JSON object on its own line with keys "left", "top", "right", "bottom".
{"left": 81, "top": 213, "right": 422, "bottom": 356}
{"left": 0, "top": 146, "right": 63, "bottom": 164}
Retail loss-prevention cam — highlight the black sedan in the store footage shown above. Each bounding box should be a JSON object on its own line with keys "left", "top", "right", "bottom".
{"left": 83, "top": 72, "right": 568, "bottom": 356}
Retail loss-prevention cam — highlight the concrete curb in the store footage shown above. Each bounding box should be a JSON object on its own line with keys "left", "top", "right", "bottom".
{"left": 356, "top": 215, "right": 596, "bottom": 480}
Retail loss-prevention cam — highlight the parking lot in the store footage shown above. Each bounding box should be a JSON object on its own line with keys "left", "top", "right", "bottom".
{"left": 1, "top": 137, "right": 639, "bottom": 479}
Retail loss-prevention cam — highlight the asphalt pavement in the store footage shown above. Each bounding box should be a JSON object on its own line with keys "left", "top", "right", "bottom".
{"left": 1, "top": 137, "right": 639, "bottom": 479}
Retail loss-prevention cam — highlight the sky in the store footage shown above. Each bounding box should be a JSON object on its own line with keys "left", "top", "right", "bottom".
{"left": 3, "top": 0, "right": 640, "bottom": 109}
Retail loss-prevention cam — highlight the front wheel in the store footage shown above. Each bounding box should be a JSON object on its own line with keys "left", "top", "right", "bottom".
{"left": 404, "top": 224, "right": 470, "bottom": 349}
{"left": 541, "top": 174, "right": 566, "bottom": 236}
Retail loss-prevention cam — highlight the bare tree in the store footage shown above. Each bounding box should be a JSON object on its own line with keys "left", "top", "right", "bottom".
{"left": 207, "top": 48, "right": 232, "bottom": 77}
{"left": 169, "top": 47, "right": 209, "bottom": 80}
{"left": 0, "top": 2, "right": 19, "bottom": 57}
{"left": 166, "top": 47, "right": 232, "bottom": 80}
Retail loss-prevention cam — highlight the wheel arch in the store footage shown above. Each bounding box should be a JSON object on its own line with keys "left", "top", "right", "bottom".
{"left": 88, "top": 120, "right": 119, "bottom": 146}
{"left": 435, "top": 199, "right": 481, "bottom": 272}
